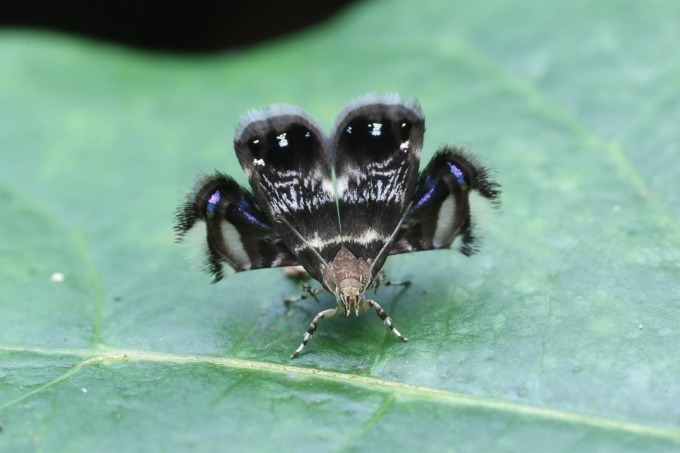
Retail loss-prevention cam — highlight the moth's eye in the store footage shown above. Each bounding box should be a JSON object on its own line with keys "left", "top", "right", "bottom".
{"left": 447, "top": 161, "right": 469, "bottom": 190}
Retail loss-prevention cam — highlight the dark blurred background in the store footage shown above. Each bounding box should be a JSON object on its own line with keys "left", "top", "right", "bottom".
{"left": 0, "top": 0, "right": 359, "bottom": 53}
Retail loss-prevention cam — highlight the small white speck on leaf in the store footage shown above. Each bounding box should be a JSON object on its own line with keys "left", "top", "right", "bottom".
{"left": 80, "top": 388, "right": 88, "bottom": 394}
{"left": 50, "top": 272, "right": 65, "bottom": 283}
{"left": 639, "top": 324, "right": 644, "bottom": 330}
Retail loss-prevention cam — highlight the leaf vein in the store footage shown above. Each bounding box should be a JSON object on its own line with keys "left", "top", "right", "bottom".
{"left": 1, "top": 345, "right": 679, "bottom": 442}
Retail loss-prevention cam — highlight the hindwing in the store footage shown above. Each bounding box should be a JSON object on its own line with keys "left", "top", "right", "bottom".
{"left": 391, "top": 148, "right": 501, "bottom": 256}
{"left": 174, "top": 173, "right": 298, "bottom": 282}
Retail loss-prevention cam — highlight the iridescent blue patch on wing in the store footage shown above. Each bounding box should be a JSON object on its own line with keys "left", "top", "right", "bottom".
{"left": 411, "top": 174, "right": 438, "bottom": 213}
{"left": 206, "top": 190, "right": 221, "bottom": 216}
{"left": 236, "top": 196, "right": 272, "bottom": 230}
{"left": 447, "top": 162, "right": 468, "bottom": 190}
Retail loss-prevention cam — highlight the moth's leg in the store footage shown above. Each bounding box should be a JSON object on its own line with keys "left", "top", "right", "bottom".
{"left": 284, "top": 284, "right": 328, "bottom": 306}
{"left": 370, "top": 272, "right": 411, "bottom": 294}
{"left": 282, "top": 265, "right": 310, "bottom": 280}
{"left": 290, "top": 306, "right": 341, "bottom": 358}
{"left": 371, "top": 271, "right": 385, "bottom": 294}
{"left": 363, "top": 299, "right": 408, "bottom": 342}
{"left": 382, "top": 279, "right": 411, "bottom": 289}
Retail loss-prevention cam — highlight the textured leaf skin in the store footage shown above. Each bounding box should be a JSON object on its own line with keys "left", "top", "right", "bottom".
{"left": 1, "top": 0, "right": 680, "bottom": 450}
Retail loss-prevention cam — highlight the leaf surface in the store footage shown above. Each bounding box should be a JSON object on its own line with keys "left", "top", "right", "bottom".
{"left": 1, "top": 0, "right": 680, "bottom": 450}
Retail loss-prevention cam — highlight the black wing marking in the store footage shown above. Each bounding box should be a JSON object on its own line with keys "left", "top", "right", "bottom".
{"left": 391, "top": 147, "right": 501, "bottom": 256}
{"left": 330, "top": 94, "right": 425, "bottom": 277}
{"left": 233, "top": 105, "right": 340, "bottom": 282}
{"left": 174, "top": 172, "right": 299, "bottom": 282}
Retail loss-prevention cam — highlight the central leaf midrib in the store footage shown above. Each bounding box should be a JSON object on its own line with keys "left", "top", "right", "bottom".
{"left": 1, "top": 344, "right": 678, "bottom": 442}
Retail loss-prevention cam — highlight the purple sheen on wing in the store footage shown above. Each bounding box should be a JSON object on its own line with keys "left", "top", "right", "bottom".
{"left": 206, "top": 190, "right": 221, "bottom": 214}
{"left": 236, "top": 196, "right": 272, "bottom": 230}
{"left": 447, "top": 162, "right": 468, "bottom": 189}
{"left": 411, "top": 175, "right": 437, "bottom": 212}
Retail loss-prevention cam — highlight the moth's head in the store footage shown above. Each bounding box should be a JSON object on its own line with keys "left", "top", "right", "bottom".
{"left": 337, "top": 278, "right": 365, "bottom": 317}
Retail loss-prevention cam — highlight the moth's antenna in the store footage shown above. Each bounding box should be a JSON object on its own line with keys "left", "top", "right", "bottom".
{"left": 279, "top": 217, "right": 329, "bottom": 267}
{"left": 368, "top": 201, "right": 413, "bottom": 280}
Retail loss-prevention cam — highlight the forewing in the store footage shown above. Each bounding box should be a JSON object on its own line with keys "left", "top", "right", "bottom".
{"left": 174, "top": 173, "right": 299, "bottom": 282}
{"left": 234, "top": 106, "right": 339, "bottom": 282}
{"left": 330, "top": 94, "right": 425, "bottom": 275}
{"left": 391, "top": 147, "right": 501, "bottom": 256}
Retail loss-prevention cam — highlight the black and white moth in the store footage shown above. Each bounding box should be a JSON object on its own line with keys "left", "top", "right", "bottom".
{"left": 174, "top": 93, "right": 501, "bottom": 358}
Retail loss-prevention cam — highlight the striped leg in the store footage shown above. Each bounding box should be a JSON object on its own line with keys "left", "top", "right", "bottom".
{"left": 370, "top": 272, "right": 411, "bottom": 294}
{"left": 364, "top": 299, "right": 408, "bottom": 342}
{"left": 284, "top": 284, "right": 328, "bottom": 306}
{"left": 382, "top": 280, "right": 411, "bottom": 288}
{"left": 372, "top": 271, "right": 385, "bottom": 293}
{"left": 290, "top": 306, "right": 341, "bottom": 358}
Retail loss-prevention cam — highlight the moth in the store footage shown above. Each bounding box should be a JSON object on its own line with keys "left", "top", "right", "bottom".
{"left": 174, "top": 93, "right": 501, "bottom": 358}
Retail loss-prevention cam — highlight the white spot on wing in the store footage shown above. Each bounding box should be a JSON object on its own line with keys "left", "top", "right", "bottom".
{"left": 400, "top": 140, "right": 410, "bottom": 152}
{"left": 293, "top": 234, "right": 342, "bottom": 253}
{"left": 272, "top": 255, "right": 283, "bottom": 267}
{"left": 336, "top": 174, "right": 349, "bottom": 197}
{"left": 467, "top": 190, "right": 494, "bottom": 244}
{"left": 260, "top": 171, "right": 335, "bottom": 215}
{"left": 339, "top": 160, "right": 407, "bottom": 204}
{"left": 433, "top": 194, "right": 455, "bottom": 248}
{"left": 220, "top": 222, "right": 252, "bottom": 269}
{"left": 322, "top": 177, "right": 336, "bottom": 196}
{"left": 352, "top": 228, "right": 388, "bottom": 245}
{"left": 180, "top": 222, "right": 236, "bottom": 276}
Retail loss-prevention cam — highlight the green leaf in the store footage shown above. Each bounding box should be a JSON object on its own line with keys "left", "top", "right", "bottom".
{"left": 2, "top": 0, "right": 680, "bottom": 450}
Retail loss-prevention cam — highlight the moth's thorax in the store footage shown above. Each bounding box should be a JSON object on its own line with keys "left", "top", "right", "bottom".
{"left": 322, "top": 246, "right": 372, "bottom": 316}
